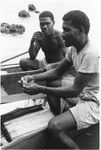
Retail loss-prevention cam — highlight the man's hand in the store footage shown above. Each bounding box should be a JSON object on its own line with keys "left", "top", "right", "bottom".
{"left": 31, "top": 31, "right": 43, "bottom": 43}
{"left": 23, "top": 82, "right": 41, "bottom": 95}
{"left": 20, "top": 75, "right": 34, "bottom": 85}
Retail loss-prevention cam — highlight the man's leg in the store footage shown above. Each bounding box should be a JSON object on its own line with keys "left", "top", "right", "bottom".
{"left": 46, "top": 80, "right": 62, "bottom": 116}
{"left": 46, "top": 95, "right": 60, "bottom": 116}
{"left": 48, "top": 110, "right": 80, "bottom": 149}
{"left": 19, "top": 58, "right": 40, "bottom": 71}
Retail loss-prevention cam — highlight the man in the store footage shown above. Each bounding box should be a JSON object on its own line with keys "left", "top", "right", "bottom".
{"left": 20, "top": 11, "right": 66, "bottom": 71}
{"left": 21, "top": 10, "right": 99, "bottom": 149}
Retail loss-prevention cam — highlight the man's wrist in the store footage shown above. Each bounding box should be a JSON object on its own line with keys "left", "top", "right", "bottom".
{"left": 32, "top": 75, "right": 38, "bottom": 82}
{"left": 39, "top": 85, "right": 46, "bottom": 94}
{"left": 31, "top": 37, "right": 35, "bottom": 44}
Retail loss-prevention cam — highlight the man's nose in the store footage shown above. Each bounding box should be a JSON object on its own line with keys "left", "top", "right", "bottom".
{"left": 62, "top": 32, "right": 65, "bottom": 39}
{"left": 42, "top": 24, "right": 47, "bottom": 29}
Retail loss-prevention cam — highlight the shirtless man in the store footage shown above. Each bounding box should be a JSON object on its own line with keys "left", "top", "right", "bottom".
{"left": 20, "top": 11, "right": 66, "bottom": 71}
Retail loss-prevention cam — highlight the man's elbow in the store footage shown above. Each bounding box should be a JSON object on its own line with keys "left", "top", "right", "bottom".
{"left": 72, "top": 87, "right": 81, "bottom": 97}
{"left": 29, "top": 51, "right": 36, "bottom": 60}
{"left": 30, "top": 55, "right": 35, "bottom": 60}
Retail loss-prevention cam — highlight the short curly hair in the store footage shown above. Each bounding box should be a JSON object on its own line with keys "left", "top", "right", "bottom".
{"left": 39, "top": 11, "right": 54, "bottom": 22}
{"left": 62, "top": 10, "right": 90, "bottom": 34}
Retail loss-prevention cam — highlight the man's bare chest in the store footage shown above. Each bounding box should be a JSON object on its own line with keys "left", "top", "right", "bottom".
{"left": 40, "top": 38, "right": 60, "bottom": 53}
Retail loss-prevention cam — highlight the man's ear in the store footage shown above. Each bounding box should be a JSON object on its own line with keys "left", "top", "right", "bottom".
{"left": 53, "top": 21, "right": 55, "bottom": 25}
{"left": 80, "top": 26, "right": 85, "bottom": 33}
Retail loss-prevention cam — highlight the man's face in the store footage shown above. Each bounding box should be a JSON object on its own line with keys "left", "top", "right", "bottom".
{"left": 62, "top": 20, "right": 82, "bottom": 48}
{"left": 39, "top": 17, "right": 54, "bottom": 36}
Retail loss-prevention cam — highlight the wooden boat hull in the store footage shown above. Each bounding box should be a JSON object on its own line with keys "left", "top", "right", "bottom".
{"left": 1, "top": 67, "right": 99, "bottom": 149}
{"left": 2, "top": 123, "right": 99, "bottom": 149}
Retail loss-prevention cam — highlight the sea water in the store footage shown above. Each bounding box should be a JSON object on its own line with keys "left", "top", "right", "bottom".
{"left": 0, "top": 0, "right": 100, "bottom": 64}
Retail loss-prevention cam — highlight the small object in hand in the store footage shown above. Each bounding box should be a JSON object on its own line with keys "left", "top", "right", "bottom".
{"left": 18, "top": 79, "right": 27, "bottom": 86}
{"left": 18, "top": 78, "right": 35, "bottom": 87}
{"left": 18, "top": 80, "right": 22, "bottom": 84}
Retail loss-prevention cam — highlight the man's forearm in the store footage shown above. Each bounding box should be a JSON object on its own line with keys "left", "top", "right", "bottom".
{"left": 29, "top": 39, "right": 40, "bottom": 60}
{"left": 29, "top": 43, "right": 36, "bottom": 60}
{"left": 39, "top": 85, "right": 78, "bottom": 98}
{"left": 32, "top": 69, "right": 59, "bottom": 82}
{"left": 45, "top": 62, "right": 60, "bottom": 70}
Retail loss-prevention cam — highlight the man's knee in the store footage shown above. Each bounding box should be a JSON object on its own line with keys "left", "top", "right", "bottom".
{"left": 19, "top": 58, "right": 29, "bottom": 70}
{"left": 19, "top": 58, "right": 27, "bottom": 67}
{"left": 48, "top": 118, "right": 61, "bottom": 137}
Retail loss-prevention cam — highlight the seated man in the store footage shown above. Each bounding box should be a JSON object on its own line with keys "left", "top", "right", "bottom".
{"left": 20, "top": 11, "right": 66, "bottom": 71}
{"left": 21, "top": 10, "right": 99, "bottom": 149}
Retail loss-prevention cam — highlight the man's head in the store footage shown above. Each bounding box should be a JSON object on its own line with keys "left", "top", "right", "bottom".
{"left": 62, "top": 10, "right": 90, "bottom": 50}
{"left": 39, "top": 11, "right": 55, "bottom": 36}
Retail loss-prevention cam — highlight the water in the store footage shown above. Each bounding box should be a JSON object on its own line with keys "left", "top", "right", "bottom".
{"left": 0, "top": 0, "right": 100, "bottom": 64}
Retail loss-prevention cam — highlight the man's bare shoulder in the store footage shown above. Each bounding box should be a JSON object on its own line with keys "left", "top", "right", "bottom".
{"left": 53, "top": 30, "right": 62, "bottom": 38}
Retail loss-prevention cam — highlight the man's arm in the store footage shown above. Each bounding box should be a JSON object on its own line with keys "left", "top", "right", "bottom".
{"left": 38, "top": 72, "right": 92, "bottom": 98}
{"left": 45, "top": 61, "right": 60, "bottom": 70}
{"left": 29, "top": 32, "right": 42, "bottom": 60}
{"left": 29, "top": 40, "right": 40, "bottom": 60}
{"left": 21, "top": 58, "right": 72, "bottom": 85}
{"left": 32, "top": 58, "right": 72, "bottom": 82}
{"left": 23, "top": 71, "right": 92, "bottom": 97}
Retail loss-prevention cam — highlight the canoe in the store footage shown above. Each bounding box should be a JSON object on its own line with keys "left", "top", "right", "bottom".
{"left": 0, "top": 64, "right": 99, "bottom": 149}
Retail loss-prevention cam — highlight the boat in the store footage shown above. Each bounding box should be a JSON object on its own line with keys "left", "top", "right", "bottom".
{"left": 0, "top": 58, "right": 99, "bottom": 149}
